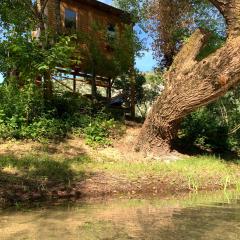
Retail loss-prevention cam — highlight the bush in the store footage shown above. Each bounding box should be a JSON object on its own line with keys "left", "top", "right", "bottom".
{"left": 178, "top": 107, "right": 229, "bottom": 151}
{"left": 0, "top": 83, "right": 44, "bottom": 122}
{"left": 22, "top": 117, "right": 67, "bottom": 141}
{"left": 49, "top": 92, "right": 92, "bottom": 117}
{"left": 0, "top": 83, "right": 124, "bottom": 145}
{"left": 83, "top": 118, "right": 115, "bottom": 146}
{"left": 178, "top": 87, "right": 240, "bottom": 153}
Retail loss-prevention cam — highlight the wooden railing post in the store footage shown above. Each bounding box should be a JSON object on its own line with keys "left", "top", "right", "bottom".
{"left": 91, "top": 71, "right": 97, "bottom": 100}
{"left": 106, "top": 78, "right": 112, "bottom": 100}
{"left": 130, "top": 71, "right": 136, "bottom": 119}
{"left": 73, "top": 70, "right": 77, "bottom": 93}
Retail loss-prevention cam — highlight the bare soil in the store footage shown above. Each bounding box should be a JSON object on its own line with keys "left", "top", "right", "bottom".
{"left": 0, "top": 125, "right": 236, "bottom": 208}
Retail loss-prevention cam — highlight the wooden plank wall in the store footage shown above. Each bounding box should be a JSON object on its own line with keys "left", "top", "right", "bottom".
{"left": 45, "top": 0, "right": 124, "bottom": 34}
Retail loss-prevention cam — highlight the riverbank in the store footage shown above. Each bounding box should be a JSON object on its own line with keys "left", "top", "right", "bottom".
{"left": 0, "top": 126, "right": 240, "bottom": 208}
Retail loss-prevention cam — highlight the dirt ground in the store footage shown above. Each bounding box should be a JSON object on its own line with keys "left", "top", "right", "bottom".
{"left": 0, "top": 124, "right": 184, "bottom": 162}
{"left": 0, "top": 125, "right": 236, "bottom": 208}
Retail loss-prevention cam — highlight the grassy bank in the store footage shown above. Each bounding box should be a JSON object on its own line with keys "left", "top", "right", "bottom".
{"left": 0, "top": 137, "right": 240, "bottom": 208}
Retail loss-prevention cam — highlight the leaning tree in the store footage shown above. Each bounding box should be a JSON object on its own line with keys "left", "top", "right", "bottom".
{"left": 135, "top": 0, "right": 240, "bottom": 155}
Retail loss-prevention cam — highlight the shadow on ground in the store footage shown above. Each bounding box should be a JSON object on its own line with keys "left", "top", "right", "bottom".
{"left": 173, "top": 139, "right": 240, "bottom": 162}
{"left": 0, "top": 152, "right": 91, "bottom": 208}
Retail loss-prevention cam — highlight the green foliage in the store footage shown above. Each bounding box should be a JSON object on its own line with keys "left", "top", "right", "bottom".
{"left": 179, "top": 107, "right": 228, "bottom": 151}
{"left": 70, "top": 112, "right": 124, "bottom": 147}
{"left": 197, "top": 32, "right": 225, "bottom": 60}
{"left": 70, "top": 110, "right": 124, "bottom": 147}
{"left": 0, "top": 33, "right": 77, "bottom": 84}
{"left": 50, "top": 92, "right": 92, "bottom": 117}
{"left": 142, "top": 72, "right": 164, "bottom": 102}
{"left": 0, "top": 0, "right": 36, "bottom": 32}
{"left": 135, "top": 72, "right": 164, "bottom": 118}
{"left": 83, "top": 118, "right": 115, "bottom": 147}
{"left": 178, "top": 87, "right": 240, "bottom": 153}
{"left": 75, "top": 23, "right": 137, "bottom": 79}
{"left": 0, "top": 82, "right": 123, "bottom": 146}
{"left": 0, "top": 83, "right": 59, "bottom": 141}
{"left": 0, "top": 83, "right": 44, "bottom": 120}
{"left": 113, "top": 72, "right": 146, "bottom": 105}
{"left": 22, "top": 117, "right": 67, "bottom": 141}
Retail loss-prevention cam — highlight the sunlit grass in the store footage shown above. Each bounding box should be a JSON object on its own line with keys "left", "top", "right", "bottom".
{"left": 0, "top": 153, "right": 239, "bottom": 192}
{"left": 78, "top": 155, "right": 240, "bottom": 191}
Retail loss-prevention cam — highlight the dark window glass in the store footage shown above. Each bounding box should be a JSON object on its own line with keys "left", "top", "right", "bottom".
{"left": 107, "top": 24, "right": 116, "bottom": 41}
{"left": 65, "top": 9, "right": 77, "bottom": 30}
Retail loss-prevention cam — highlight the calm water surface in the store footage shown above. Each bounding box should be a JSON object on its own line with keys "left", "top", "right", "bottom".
{"left": 0, "top": 192, "right": 240, "bottom": 240}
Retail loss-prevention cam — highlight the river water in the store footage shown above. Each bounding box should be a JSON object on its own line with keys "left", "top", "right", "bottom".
{"left": 0, "top": 192, "right": 240, "bottom": 240}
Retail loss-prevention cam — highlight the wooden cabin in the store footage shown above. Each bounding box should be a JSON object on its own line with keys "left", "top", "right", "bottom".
{"left": 44, "top": 0, "right": 131, "bottom": 33}
{"left": 36, "top": 0, "right": 135, "bottom": 117}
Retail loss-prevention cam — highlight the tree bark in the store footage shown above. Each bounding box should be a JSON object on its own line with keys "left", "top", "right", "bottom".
{"left": 136, "top": 0, "right": 240, "bottom": 155}
{"left": 209, "top": 0, "right": 240, "bottom": 38}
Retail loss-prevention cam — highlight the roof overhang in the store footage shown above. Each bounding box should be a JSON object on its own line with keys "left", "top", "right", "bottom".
{"left": 74, "top": 0, "right": 132, "bottom": 24}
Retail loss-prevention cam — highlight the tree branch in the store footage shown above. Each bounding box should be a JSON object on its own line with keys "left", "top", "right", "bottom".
{"left": 168, "top": 28, "right": 210, "bottom": 74}
{"left": 208, "top": 0, "right": 229, "bottom": 15}
{"left": 209, "top": 0, "right": 240, "bottom": 38}
{"left": 40, "top": 0, "right": 49, "bottom": 16}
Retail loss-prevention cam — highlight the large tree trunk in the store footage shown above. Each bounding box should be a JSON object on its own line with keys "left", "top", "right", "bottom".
{"left": 136, "top": 0, "right": 240, "bottom": 155}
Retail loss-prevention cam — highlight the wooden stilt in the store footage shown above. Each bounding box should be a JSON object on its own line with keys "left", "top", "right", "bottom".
{"left": 73, "top": 71, "right": 76, "bottom": 93}
{"left": 130, "top": 73, "right": 136, "bottom": 119}
{"left": 91, "top": 71, "right": 97, "bottom": 100}
{"left": 106, "top": 78, "right": 112, "bottom": 100}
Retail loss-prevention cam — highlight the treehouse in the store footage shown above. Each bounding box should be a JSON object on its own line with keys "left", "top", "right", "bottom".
{"left": 36, "top": 0, "right": 135, "bottom": 117}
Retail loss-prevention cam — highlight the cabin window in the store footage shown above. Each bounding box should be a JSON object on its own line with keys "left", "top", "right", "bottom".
{"left": 107, "top": 24, "right": 116, "bottom": 41}
{"left": 65, "top": 9, "right": 77, "bottom": 30}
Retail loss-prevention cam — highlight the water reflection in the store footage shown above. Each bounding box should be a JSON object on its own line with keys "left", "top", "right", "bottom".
{"left": 0, "top": 192, "right": 240, "bottom": 240}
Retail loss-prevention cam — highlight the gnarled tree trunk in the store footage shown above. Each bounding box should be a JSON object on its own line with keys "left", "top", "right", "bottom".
{"left": 135, "top": 0, "right": 240, "bottom": 155}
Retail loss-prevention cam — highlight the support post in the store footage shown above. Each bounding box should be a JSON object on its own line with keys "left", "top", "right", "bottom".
{"left": 91, "top": 71, "right": 97, "bottom": 100}
{"left": 106, "top": 78, "right": 112, "bottom": 100}
{"left": 43, "top": 71, "right": 53, "bottom": 100}
{"left": 73, "top": 70, "right": 76, "bottom": 93}
{"left": 130, "top": 72, "right": 136, "bottom": 119}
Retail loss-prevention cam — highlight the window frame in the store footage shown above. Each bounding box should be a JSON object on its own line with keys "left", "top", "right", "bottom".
{"left": 64, "top": 8, "right": 77, "bottom": 30}
{"left": 107, "top": 23, "right": 117, "bottom": 41}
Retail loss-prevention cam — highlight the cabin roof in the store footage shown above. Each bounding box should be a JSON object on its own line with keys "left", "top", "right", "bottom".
{"left": 74, "top": 0, "right": 132, "bottom": 23}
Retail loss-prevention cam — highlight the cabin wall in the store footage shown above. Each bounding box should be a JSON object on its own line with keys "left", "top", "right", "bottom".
{"left": 42, "top": 0, "right": 132, "bottom": 78}
{"left": 45, "top": 0, "right": 125, "bottom": 34}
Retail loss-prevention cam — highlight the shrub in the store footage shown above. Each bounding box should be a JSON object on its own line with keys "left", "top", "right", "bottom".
{"left": 0, "top": 81, "right": 124, "bottom": 145}
{"left": 22, "top": 117, "right": 67, "bottom": 141}
{"left": 178, "top": 87, "right": 240, "bottom": 153}
{"left": 81, "top": 111, "right": 124, "bottom": 147}
{"left": 50, "top": 92, "right": 92, "bottom": 117}
{"left": 83, "top": 118, "right": 115, "bottom": 146}
{"left": 178, "top": 107, "right": 229, "bottom": 151}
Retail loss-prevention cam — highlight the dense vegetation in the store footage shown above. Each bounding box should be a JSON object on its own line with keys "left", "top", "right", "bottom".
{"left": 179, "top": 87, "right": 240, "bottom": 154}
{"left": 0, "top": 0, "right": 239, "bottom": 154}
{"left": 0, "top": 0, "right": 139, "bottom": 146}
{"left": 0, "top": 81, "right": 125, "bottom": 146}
